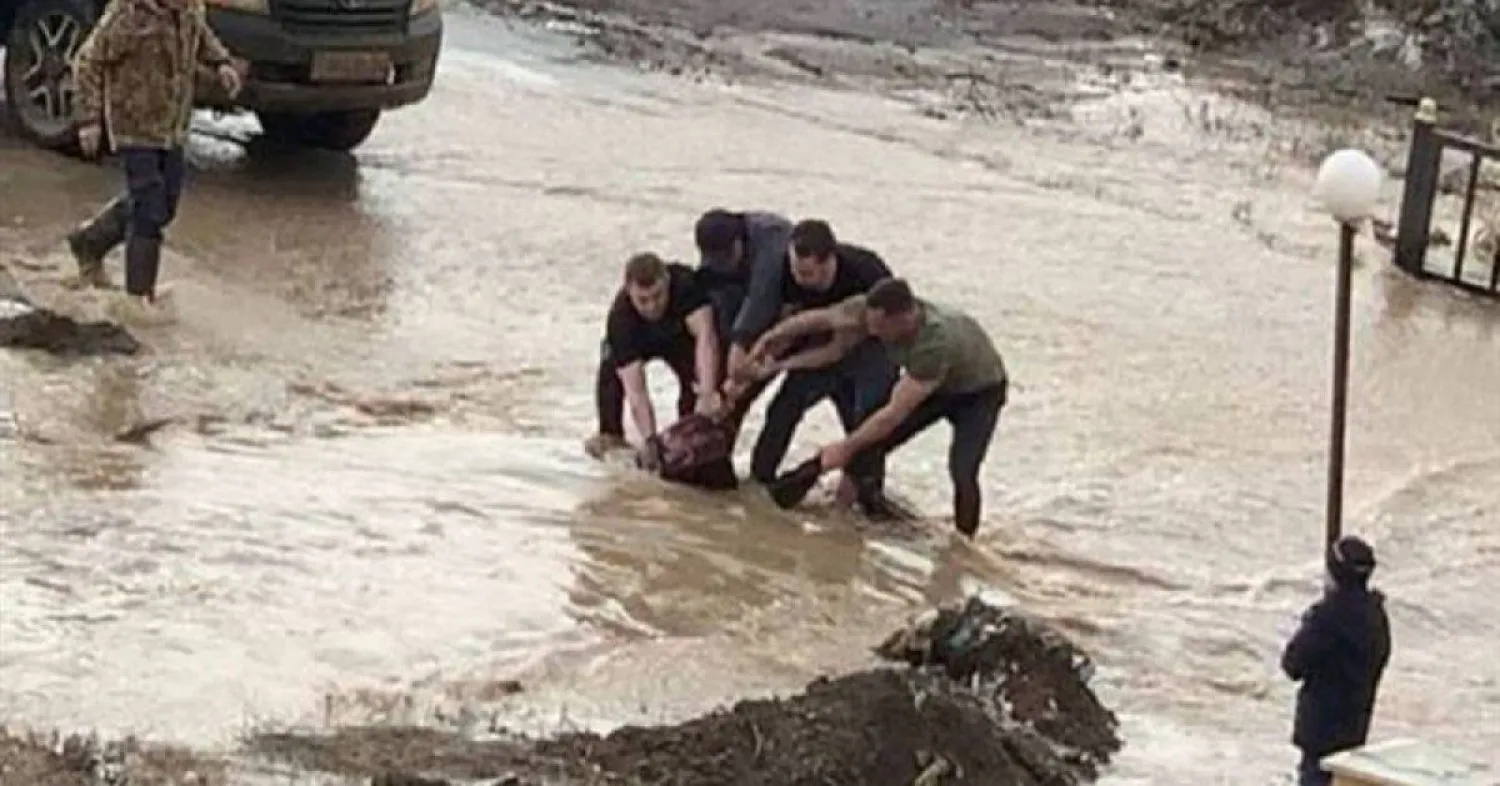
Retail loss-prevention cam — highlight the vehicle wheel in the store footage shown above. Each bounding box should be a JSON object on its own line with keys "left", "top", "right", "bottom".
{"left": 256, "top": 109, "right": 380, "bottom": 152}
{"left": 3, "top": 0, "right": 96, "bottom": 150}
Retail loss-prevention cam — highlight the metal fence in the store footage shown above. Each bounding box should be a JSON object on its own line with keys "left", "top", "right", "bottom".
{"left": 1393, "top": 98, "right": 1500, "bottom": 298}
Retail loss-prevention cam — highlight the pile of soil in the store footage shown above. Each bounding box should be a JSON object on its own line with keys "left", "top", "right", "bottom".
{"left": 251, "top": 597, "right": 1122, "bottom": 785}
{"left": 1112, "top": 0, "right": 1365, "bottom": 50}
{"left": 487, "top": 0, "right": 1127, "bottom": 88}
{"left": 0, "top": 303, "right": 140, "bottom": 356}
{"left": 873, "top": 594, "right": 1120, "bottom": 774}
{"left": 0, "top": 729, "right": 221, "bottom": 786}
{"left": 1112, "top": 0, "right": 1500, "bottom": 99}
{"left": 492, "top": 0, "right": 1499, "bottom": 126}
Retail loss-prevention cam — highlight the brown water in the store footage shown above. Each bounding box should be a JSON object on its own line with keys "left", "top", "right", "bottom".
{"left": 2, "top": 10, "right": 1498, "bottom": 783}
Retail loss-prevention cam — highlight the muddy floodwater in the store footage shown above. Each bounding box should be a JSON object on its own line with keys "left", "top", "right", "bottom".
{"left": 2, "top": 6, "right": 1498, "bottom": 783}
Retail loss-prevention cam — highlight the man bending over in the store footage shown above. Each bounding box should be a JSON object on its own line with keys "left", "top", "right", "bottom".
{"left": 756, "top": 278, "right": 1008, "bottom": 537}
{"left": 585, "top": 253, "right": 720, "bottom": 460}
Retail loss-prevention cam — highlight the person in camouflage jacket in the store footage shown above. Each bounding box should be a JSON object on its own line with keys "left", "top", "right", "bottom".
{"left": 66, "top": 0, "right": 242, "bottom": 316}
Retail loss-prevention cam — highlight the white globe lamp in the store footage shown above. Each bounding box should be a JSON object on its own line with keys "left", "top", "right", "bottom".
{"left": 1313, "top": 149, "right": 1384, "bottom": 223}
{"left": 1315, "top": 148, "right": 1383, "bottom": 553}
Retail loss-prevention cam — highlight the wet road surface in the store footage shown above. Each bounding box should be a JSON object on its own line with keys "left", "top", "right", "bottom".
{"left": 2, "top": 7, "right": 1498, "bottom": 783}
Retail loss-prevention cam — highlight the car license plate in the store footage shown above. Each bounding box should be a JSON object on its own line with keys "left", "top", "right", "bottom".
{"left": 310, "top": 51, "right": 392, "bottom": 83}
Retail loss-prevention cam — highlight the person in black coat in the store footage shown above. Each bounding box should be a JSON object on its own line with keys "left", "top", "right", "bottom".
{"left": 1281, "top": 536, "right": 1392, "bottom": 786}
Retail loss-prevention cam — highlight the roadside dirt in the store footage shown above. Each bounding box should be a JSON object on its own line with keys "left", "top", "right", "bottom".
{"left": 488, "top": 0, "right": 1497, "bottom": 136}
{"left": 0, "top": 302, "right": 141, "bottom": 357}
{"left": 0, "top": 730, "right": 226, "bottom": 786}
{"left": 247, "top": 598, "right": 1120, "bottom": 785}
{"left": 486, "top": 0, "right": 1139, "bottom": 124}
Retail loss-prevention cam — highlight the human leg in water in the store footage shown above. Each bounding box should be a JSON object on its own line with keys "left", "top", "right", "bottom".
{"left": 119, "top": 147, "right": 186, "bottom": 319}
{"left": 66, "top": 197, "right": 130, "bottom": 289}
{"left": 943, "top": 384, "right": 1005, "bottom": 538}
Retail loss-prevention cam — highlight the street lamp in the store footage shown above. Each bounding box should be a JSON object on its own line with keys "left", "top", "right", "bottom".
{"left": 1311, "top": 149, "right": 1385, "bottom": 549}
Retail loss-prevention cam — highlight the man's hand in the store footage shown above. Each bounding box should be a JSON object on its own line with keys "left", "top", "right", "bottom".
{"left": 694, "top": 388, "right": 723, "bottom": 418}
{"left": 731, "top": 351, "right": 777, "bottom": 384}
{"left": 721, "top": 377, "right": 747, "bottom": 406}
{"left": 77, "top": 124, "right": 103, "bottom": 158}
{"left": 636, "top": 434, "right": 664, "bottom": 472}
{"left": 749, "top": 333, "right": 789, "bottom": 367}
{"left": 726, "top": 344, "right": 753, "bottom": 383}
{"left": 217, "top": 62, "right": 243, "bottom": 99}
{"left": 818, "top": 439, "right": 857, "bottom": 472}
{"left": 833, "top": 473, "right": 859, "bottom": 508}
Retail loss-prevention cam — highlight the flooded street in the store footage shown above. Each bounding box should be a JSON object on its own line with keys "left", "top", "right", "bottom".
{"left": 3, "top": 6, "right": 1498, "bottom": 783}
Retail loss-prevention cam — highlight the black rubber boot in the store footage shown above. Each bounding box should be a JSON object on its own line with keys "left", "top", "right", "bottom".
{"left": 123, "top": 234, "right": 163, "bottom": 299}
{"left": 65, "top": 197, "right": 129, "bottom": 289}
{"left": 855, "top": 476, "right": 901, "bottom": 521}
{"left": 769, "top": 456, "right": 824, "bottom": 509}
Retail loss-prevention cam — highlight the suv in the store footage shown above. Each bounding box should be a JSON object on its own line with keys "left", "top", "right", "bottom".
{"left": 1, "top": 0, "right": 441, "bottom": 152}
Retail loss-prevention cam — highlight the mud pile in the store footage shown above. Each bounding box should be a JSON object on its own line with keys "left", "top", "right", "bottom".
{"left": 1118, "top": 0, "right": 1500, "bottom": 95}
{"left": 0, "top": 729, "right": 220, "bottom": 786}
{"left": 0, "top": 268, "right": 139, "bottom": 357}
{"left": 0, "top": 305, "right": 141, "bottom": 356}
{"left": 252, "top": 596, "right": 1121, "bottom": 785}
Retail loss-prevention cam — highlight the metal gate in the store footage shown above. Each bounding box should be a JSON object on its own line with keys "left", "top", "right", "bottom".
{"left": 1393, "top": 98, "right": 1500, "bottom": 298}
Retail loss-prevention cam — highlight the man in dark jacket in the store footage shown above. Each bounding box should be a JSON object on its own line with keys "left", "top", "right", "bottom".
{"left": 1281, "top": 535, "right": 1392, "bottom": 786}
{"left": 733, "top": 219, "right": 899, "bottom": 513}
{"left": 691, "top": 208, "right": 793, "bottom": 431}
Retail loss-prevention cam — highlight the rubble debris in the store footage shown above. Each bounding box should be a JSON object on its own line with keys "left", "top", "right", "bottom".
{"left": 249, "top": 596, "right": 1122, "bottom": 785}
{"left": 0, "top": 298, "right": 140, "bottom": 357}
{"left": 0, "top": 729, "right": 224, "bottom": 786}
{"left": 1115, "top": 0, "right": 1500, "bottom": 98}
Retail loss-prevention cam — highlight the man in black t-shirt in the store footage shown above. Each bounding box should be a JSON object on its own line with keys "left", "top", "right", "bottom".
{"left": 586, "top": 253, "right": 722, "bottom": 459}
{"left": 735, "top": 219, "right": 899, "bottom": 514}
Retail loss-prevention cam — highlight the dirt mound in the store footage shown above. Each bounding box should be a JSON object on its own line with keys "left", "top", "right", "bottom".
{"left": 250, "top": 597, "right": 1121, "bottom": 785}
{"left": 0, "top": 303, "right": 140, "bottom": 356}
{"left": 533, "top": 668, "right": 1109, "bottom": 785}
{"left": 0, "top": 729, "right": 223, "bottom": 785}
{"left": 1121, "top": 0, "right": 1364, "bottom": 49}
{"left": 874, "top": 595, "right": 1120, "bottom": 773}
{"left": 1117, "top": 0, "right": 1500, "bottom": 97}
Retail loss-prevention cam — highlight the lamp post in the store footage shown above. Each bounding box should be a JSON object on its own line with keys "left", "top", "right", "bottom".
{"left": 1311, "top": 149, "right": 1385, "bottom": 550}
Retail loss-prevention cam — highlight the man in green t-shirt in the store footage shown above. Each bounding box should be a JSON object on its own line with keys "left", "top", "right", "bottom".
{"left": 748, "top": 277, "right": 1008, "bottom": 537}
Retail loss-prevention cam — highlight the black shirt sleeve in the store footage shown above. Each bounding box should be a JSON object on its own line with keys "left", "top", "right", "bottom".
{"left": 668, "top": 263, "right": 710, "bottom": 319}
{"left": 604, "top": 292, "right": 645, "bottom": 368}
{"left": 843, "top": 244, "right": 892, "bottom": 289}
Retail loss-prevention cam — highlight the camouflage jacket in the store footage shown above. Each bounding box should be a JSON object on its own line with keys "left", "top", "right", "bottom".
{"left": 73, "top": 0, "right": 233, "bottom": 150}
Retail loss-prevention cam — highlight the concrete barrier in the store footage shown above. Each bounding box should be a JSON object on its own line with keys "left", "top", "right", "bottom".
{"left": 1324, "top": 739, "right": 1491, "bottom": 786}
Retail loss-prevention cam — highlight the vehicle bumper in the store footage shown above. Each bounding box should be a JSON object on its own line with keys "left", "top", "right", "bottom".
{"left": 201, "top": 7, "right": 442, "bottom": 113}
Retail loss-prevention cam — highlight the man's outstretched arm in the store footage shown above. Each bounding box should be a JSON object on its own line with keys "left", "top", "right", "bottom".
{"left": 749, "top": 303, "right": 862, "bottom": 365}
{"left": 685, "top": 304, "right": 721, "bottom": 411}
{"left": 616, "top": 361, "right": 656, "bottom": 441}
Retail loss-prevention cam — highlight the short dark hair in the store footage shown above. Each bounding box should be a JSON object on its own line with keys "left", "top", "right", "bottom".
{"left": 790, "top": 219, "right": 837, "bottom": 260}
{"left": 624, "top": 252, "right": 667, "bottom": 287}
{"left": 866, "top": 277, "right": 917, "bottom": 314}
{"left": 694, "top": 209, "right": 742, "bottom": 255}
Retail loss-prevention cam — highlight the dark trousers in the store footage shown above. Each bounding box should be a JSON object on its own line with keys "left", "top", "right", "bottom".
{"left": 749, "top": 359, "right": 896, "bottom": 486}
{"left": 120, "top": 146, "right": 186, "bottom": 297}
{"left": 846, "top": 381, "right": 1006, "bottom": 536}
{"left": 1298, "top": 751, "right": 1331, "bottom": 786}
{"left": 595, "top": 338, "right": 696, "bottom": 437}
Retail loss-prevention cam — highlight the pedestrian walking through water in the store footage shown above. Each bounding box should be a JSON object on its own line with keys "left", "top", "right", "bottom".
{"left": 69, "top": 0, "right": 243, "bottom": 320}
